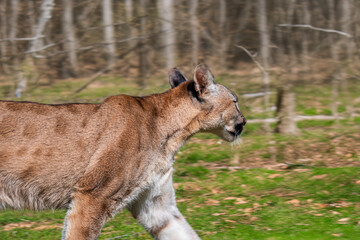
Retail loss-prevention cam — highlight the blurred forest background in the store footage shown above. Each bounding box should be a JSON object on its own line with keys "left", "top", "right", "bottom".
{"left": 0, "top": 0, "right": 359, "bottom": 88}
{"left": 0, "top": 1, "right": 360, "bottom": 239}
{"left": 0, "top": 0, "right": 360, "bottom": 131}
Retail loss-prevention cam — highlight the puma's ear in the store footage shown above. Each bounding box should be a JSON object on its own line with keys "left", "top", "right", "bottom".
{"left": 169, "top": 68, "right": 188, "bottom": 88}
{"left": 194, "top": 64, "right": 215, "bottom": 95}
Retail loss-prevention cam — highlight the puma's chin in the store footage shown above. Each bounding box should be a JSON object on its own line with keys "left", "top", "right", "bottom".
{"left": 211, "top": 128, "right": 238, "bottom": 142}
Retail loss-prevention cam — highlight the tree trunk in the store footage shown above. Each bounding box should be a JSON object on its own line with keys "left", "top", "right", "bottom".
{"left": 256, "top": 0, "right": 270, "bottom": 72}
{"left": 9, "top": 0, "right": 19, "bottom": 68}
{"left": 29, "top": 0, "right": 54, "bottom": 55}
{"left": 301, "top": 0, "right": 310, "bottom": 70}
{"left": 157, "top": 0, "right": 176, "bottom": 70}
{"left": 287, "top": 0, "right": 297, "bottom": 67}
{"left": 102, "top": 0, "right": 116, "bottom": 68}
{"left": 63, "top": 0, "right": 78, "bottom": 77}
{"left": 276, "top": 86, "right": 299, "bottom": 135}
{"left": 256, "top": 0, "right": 271, "bottom": 131}
{"left": 16, "top": 0, "right": 54, "bottom": 97}
{"left": 275, "top": 0, "right": 285, "bottom": 66}
{"left": 341, "top": 0, "right": 354, "bottom": 61}
{"left": 138, "top": 0, "right": 149, "bottom": 87}
{"left": 233, "top": 0, "right": 252, "bottom": 45}
{"left": 27, "top": 0, "right": 36, "bottom": 35}
{"left": 125, "top": 0, "right": 136, "bottom": 50}
{"left": 355, "top": 0, "right": 360, "bottom": 61}
{"left": 0, "top": 0, "right": 8, "bottom": 73}
{"left": 218, "top": 0, "right": 227, "bottom": 70}
{"left": 189, "top": 0, "right": 199, "bottom": 65}
{"left": 327, "top": 0, "right": 340, "bottom": 121}
{"left": 77, "top": 0, "right": 101, "bottom": 30}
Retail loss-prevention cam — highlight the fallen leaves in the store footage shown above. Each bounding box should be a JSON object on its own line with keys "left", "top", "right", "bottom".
{"left": 223, "top": 197, "right": 248, "bottom": 204}
{"left": 212, "top": 212, "right": 225, "bottom": 216}
{"left": 225, "top": 219, "right": 236, "bottom": 223}
{"left": 268, "top": 174, "right": 282, "bottom": 179}
{"left": 243, "top": 208, "right": 254, "bottom": 213}
{"left": 311, "top": 174, "right": 328, "bottom": 180}
{"left": 286, "top": 199, "right": 300, "bottom": 206}
{"left": 205, "top": 199, "right": 220, "bottom": 206}
{"left": 332, "top": 233, "right": 343, "bottom": 237}
{"left": 337, "top": 218, "right": 350, "bottom": 224}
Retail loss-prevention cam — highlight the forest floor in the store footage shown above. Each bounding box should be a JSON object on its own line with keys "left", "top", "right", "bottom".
{"left": 0, "top": 71, "right": 359, "bottom": 239}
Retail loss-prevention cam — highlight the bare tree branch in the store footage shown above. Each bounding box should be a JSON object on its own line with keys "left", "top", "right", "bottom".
{"left": 249, "top": 115, "right": 344, "bottom": 124}
{"left": 277, "top": 24, "right": 353, "bottom": 38}
{"left": 73, "top": 65, "right": 112, "bottom": 94}
{"left": 242, "top": 92, "right": 275, "bottom": 98}
{"left": 235, "top": 45, "right": 267, "bottom": 77}
{"left": 0, "top": 36, "right": 45, "bottom": 42}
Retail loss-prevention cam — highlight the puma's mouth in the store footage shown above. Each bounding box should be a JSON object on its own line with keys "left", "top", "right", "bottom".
{"left": 226, "top": 130, "right": 237, "bottom": 137}
{"left": 226, "top": 124, "right": 244, "bottom": 138}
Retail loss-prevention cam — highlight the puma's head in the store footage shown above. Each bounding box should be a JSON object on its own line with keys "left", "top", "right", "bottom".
{"left": 169, "top": 64, "right": 246, "bottom": 142}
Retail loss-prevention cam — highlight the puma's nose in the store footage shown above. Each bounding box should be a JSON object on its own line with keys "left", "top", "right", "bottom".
{"left": 235, "top": 122, "right": 244, "bottom": 135}
{"left": 234, "top": 117, "right": 246, "bottom": 135}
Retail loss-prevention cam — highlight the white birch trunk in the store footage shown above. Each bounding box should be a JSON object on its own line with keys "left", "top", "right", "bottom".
{"left": 63, "top": 0, "right": 78, "bottom": 76}
{"left": 29, "top": 0, "right": 55, "bottom": 56}
{"left": 125, "top": 0, "right": 136, "bottom": 50}
{"left": 15, "top": 0, "right": 54, "bottom": 97}
{"left": 138, "top": 0, "right": 149, "bottom": 86}
{"left": 102, "top": 0, "right": 116, "bottom": 68}
{"left": 256, "top": 0, "right": 270, "bottom": 113}
{"left": 327, "top": 0, "right": 340, "bottom": 120}
{"left": 276, "top": 86, "right": 299, "bottom": 135}
{"left": 189, "top": 0, "right": 199, "bottom": 65}
{"left": 157, "top": 0, "right": 176, "bottom": 69}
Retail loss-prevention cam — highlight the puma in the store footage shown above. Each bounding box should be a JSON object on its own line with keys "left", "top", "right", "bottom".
{"left": 0, "top": 64, "right": 246, "bottom": 240}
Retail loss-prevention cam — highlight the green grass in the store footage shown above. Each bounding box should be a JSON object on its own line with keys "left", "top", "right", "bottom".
{"left": 1, "top": 168, "right": 359, "bottom": 239}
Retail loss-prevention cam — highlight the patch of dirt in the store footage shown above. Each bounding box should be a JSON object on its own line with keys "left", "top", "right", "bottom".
{"left": 2, "top": 221, "right": 62, "bottom": 231}
{"left": 33, "top": 223, "right": 63, "bottom": 230}
{"left": 3, "top": 222, "right": 35, "bottom": 231}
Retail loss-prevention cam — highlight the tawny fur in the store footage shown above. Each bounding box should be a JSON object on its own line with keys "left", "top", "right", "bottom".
{"left": 0, "top": 65, "right": 246, "bottom": 240}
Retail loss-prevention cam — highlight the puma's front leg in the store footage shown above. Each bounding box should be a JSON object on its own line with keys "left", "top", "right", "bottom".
{"left": 128, "top": 169, "right": 201, "bottom": 240}
{"left": 62, "top": 193, "right": 111, "bottom": 240}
